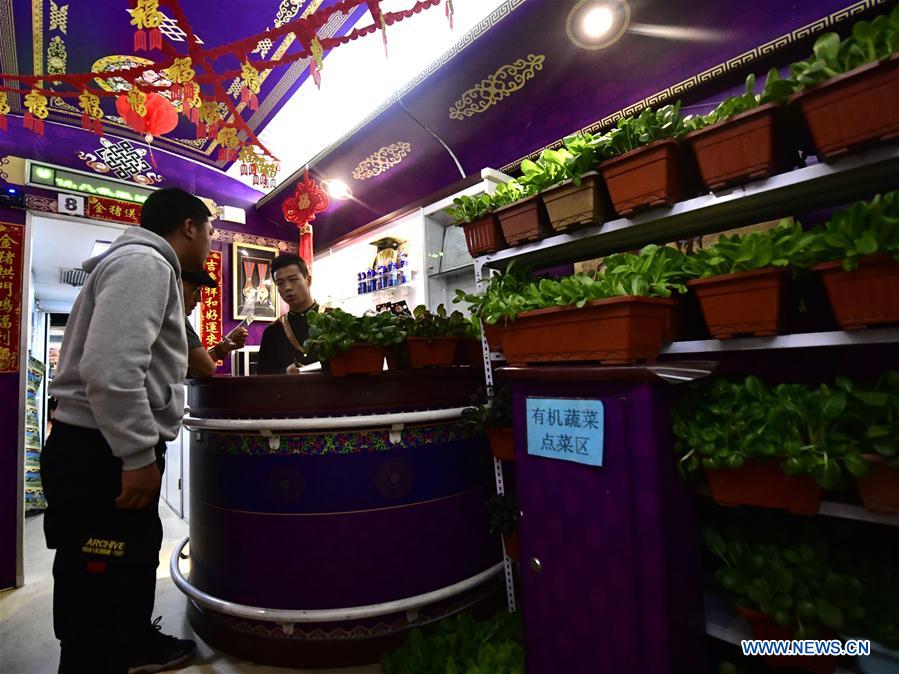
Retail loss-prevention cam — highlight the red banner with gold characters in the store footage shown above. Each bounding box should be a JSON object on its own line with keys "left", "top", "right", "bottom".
{"left": 200, "top": 251, "right": 223, "bottom": 360}
{"left": 0, "top": 223, "right": 24, "bottom": 373}
{"left": 87, "top": 196, "right": 142, "bottom": 226}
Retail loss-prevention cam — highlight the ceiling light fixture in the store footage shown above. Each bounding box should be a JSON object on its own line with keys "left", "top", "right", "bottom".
{"left": 322, "top": 179, "right": 352, "bottom": 200}
{"left": 566, "top": 0, "right": 630, "bottom": 51}
{"left": 583, "top": 6, "right": 614, "bottom": 38}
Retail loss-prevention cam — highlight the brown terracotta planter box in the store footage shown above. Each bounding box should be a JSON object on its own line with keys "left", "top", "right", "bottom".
{"left": 495, "top": 195, "right": 551, "bottom": 246}
{"left": 502, "top": 531, "right": 520, "bottom": 562}
{"left": 686, "top": 103, "right": 794, "bottom": 191}
{"left": 856, "top": 454, "right": 899, "bottom": 515}
{"left": 406, "top": 337, "right": 459, "bottom": 368}
{"left": 540, "top": 172, "right": 611, "bottom": 233}
{"left": 328, "top": 345, "right": 387, "bottom": 377}
{"left": 791, "top": 53, "right": 899, "bottom": 161}
{"left": 705, "top": 458, "right": 822, "bottom": 515}
{"left": 462, "top": 214, "right": 506, "bottom": 257}
{"left": 500, "top": 296, "right": 673, "bottom": 366}
{"left": 486, "top": 426, "right": 515, "bottom": 461}
{"left": 455, "top": 338, "right": 485, "bottom": 367}
{"left": 482, "top": 323, "right": 505, "bottom": 353}
{"left": 598, "top": 139, "right": 685, "bottom": 217}
{"left": 813, "top": 254, "right": 899, "bottom": 329}
{"left": 737, "top": 607, "right": 838, "bottom": 673}
{"left": 688, "top": 267, "right": 789, "bottom": 339}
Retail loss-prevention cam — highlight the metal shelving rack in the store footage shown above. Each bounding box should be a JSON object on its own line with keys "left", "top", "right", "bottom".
{"left": 474, "top": 143, "right": 899, "bottom": 617}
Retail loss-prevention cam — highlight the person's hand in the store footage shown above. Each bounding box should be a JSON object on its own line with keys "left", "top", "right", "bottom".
{"left": 286, "top": 362, "right": 301, "bottom": 374}
{"left": 116, "top": 462, "right": 161, "bottom": 509}
{"left": 230, "top": 327, "right": 248, "bottom": 349}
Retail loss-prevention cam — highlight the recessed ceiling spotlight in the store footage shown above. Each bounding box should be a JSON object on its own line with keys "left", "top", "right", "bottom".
{"left": 583, "top": 6, "right": 614, "bottom": 38}
{"left": 322, "top": 179, "right": 352, "bottom": 200}
{"left": 567, "top": 0, "right": 631, "bottom": 51}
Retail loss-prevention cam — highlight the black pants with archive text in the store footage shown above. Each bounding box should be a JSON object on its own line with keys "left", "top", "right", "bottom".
{"left": 41, "top": 420, "right": 166, "bottom": 674}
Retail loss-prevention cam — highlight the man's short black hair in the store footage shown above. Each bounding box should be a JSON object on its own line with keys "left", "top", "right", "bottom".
{"left": 272, "top": 253, "right": 309, "bottom": 278}
{"left": 140, "top": 188, "right": 212, "bottom": 237}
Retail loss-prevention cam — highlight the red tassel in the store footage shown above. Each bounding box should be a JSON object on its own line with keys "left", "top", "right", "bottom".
{"left": 196, "top": 122, "right": 206, "bottom": 139}
{"left": 23, "top": 112, "right": 33, "bottom": 130}
{"left": 190, "top": 107, "right": 199, "bottom": 124}
{"left": 0, "top": 116, "right": 7, "bottom": 132}
{"left": 249, "top": 93, "right": 258, "bottom": 111}
{"left": 134, "top": 30, "right": 147, "bottom": 51}
{"left": 182, "top": 96, "right": 191, "bottom": 118}
{"left": 81, "top": 112, "right": 91, "bottom": 130}
{"left": 93, "top": 118, "right": 104, "bottom": 135}
{"left": 310, "top": 61, "right": 321, "bottom": 89}
{"left": 34, "top": 119, "right": 44, "bottom": 136}
{"left": 149, "top": 28, "right": 162, "bottom": 50}
{"left": 148, "top": 145, "right": 158, "bottom": 168}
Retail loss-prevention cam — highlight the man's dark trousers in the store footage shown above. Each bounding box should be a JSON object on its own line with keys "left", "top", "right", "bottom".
{"left": 41, "top": 420, "right": 166, "bottom": 674}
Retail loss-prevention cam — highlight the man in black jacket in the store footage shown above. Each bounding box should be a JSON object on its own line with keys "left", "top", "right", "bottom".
{"left": 257, "top": 253, "right": 319, "bottom": 374}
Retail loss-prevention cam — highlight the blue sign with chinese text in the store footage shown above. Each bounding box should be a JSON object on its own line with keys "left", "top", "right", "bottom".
{"left": 525, "top": 397, "right": 604, "bottom": 467}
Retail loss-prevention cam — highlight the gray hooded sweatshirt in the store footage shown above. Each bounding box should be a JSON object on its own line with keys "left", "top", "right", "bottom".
{"left": 51, "top": 227, "right": 188, "bottom": 470}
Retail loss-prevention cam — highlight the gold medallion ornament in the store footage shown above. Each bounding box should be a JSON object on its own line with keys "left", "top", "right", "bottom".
{"left": 352, "top": 142, "right": 412, "bottom": 180}
{"left": 449, "top": 53, "right": 545, "bottom": 120}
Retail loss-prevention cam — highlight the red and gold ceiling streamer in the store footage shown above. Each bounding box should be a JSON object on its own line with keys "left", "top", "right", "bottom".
{"left": 0, "top": 0, "right": 444, "bottom": 179}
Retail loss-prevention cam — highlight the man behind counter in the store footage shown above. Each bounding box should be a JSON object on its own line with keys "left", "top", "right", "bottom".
{"left": 257, "top": 253, "right": 319, "bottom": 374}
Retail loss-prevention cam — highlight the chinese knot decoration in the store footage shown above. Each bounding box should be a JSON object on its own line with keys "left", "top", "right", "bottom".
{"left": 282, "top": 171, "right": 329, "bottom": 268}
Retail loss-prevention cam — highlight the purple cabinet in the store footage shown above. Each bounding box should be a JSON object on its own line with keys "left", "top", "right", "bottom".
{"left": 506, "top": 369, "right": 706, "bottom": 674}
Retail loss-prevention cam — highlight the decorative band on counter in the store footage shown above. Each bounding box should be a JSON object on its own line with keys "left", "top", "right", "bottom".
{"left": 190, "top": 581, "right": 500, "bottom": 642}
{"left": 201, "top": 421, "right": 478, "bottom": 456}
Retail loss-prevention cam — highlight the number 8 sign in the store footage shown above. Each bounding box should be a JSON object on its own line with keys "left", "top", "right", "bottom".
{"left": 57, "top": 193, "right": 85, "bottom": 216}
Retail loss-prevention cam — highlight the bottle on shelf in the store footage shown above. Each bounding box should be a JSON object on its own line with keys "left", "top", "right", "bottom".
{"left": 387, "top": 261, "right": 397, "bottom": 287}
{"left": 366, "top": 268, "right": 376, "bottom": 293}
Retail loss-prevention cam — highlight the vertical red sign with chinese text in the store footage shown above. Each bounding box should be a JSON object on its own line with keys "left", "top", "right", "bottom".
{"left": 0, "top": 223, "right": 24, "bottom": 373}
{"left": 200, "top": 251, "right": 223, "bottom": 360}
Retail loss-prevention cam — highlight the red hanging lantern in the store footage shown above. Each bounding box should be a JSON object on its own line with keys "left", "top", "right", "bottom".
{"left": 282, "top": 170, "right": 329, "bottom": 270}
{"left": 115, "top": 91, "right": 178, "bottom": 139}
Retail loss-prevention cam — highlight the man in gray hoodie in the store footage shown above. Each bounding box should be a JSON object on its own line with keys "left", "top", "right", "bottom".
{"left": 42, "top": 188, "right": 212, "bottom": 673}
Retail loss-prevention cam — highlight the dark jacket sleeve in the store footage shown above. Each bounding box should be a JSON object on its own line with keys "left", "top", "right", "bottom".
{"left": 256, "top": 325, "right": 281, "bottom": 375}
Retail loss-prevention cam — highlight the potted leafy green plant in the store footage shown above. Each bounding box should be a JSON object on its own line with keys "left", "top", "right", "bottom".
{"left": 462, "top": 386, "right": 515, "bottom": 461}
{"left": 491, "top": 178, "right": 550, "bottom": 246}
{"left": 790, "top": 8, "right": 899, "bottom": 160}
{"left": 481, "top": 245, "right": 687, "bottom": 365}
{"left": 674, "top": 375, "right": 871, "bottom": 513}
{"left": 685, "top": 219, "right": 815, "bottom": 338}
{"left": 303, "top": 309, "right": 405, "bottom": 376}
{"left": 399, "top": 304, "right": 466, "bottom": 368}
{"left": 486, "top": 493, "right": 519, "bottom": 561}
{"left": 806, "top": 192, "right": 899, "bottom": 329}
{"left": 524, "top": 134, "right": 612, "bottom": 233}
{"left": 684, "top": 69, "right": 798, "bottom": 191}
{"left": 446, "top": 192, "right": 507, "bottom": 257}
{"left": 381, "top": 611, "right": 524, "bottom": 674}
{"left": 837, "top": 371, "right": 899, "bottom": 514}
{"left": 596, "top": 102, "right": 689, "bottom": 216}
{"left": 704, "top": 524, "right": 863, "bottom": 673}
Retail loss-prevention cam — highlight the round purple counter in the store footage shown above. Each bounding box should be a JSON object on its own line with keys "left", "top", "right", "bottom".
{"left": 176, "top": 369, "right": 503, "bottom": 667}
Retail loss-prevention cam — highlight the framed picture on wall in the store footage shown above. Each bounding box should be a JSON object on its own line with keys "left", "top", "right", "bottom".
{"left": 232, "top": 242, "right": 281, "bottom": 321}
